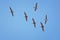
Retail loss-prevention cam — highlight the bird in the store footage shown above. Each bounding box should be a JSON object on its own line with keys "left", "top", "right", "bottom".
{"left": 40, "top": 22, "right": 44, "bottom": 32}
{"left": 24, "top": 11, "right": 28, "bottom": 22}
{"left": 9, "top": 7, "right": 14, "bottom": 16}
{"left": 32, "top": 18, "right": 36, "bottom": 28}
{"left": 34, "top": 2, "right": 38, "bottom": 11}
{"left": 45, "top": 14, "right": 48, "bottom": 24}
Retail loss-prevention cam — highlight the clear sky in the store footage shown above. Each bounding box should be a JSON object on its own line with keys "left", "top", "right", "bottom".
{"left": 0, "top": 0, "right": 60, "bottom": 40}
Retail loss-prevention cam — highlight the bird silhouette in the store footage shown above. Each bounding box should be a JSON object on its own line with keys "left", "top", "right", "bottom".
{"left": 40, "top": 22, "right": 44, "bottom": 32}
{"left": 9, "top": 7, "right": 14, "bottom": 16}
{"left": 45, "top": 14, "right": 48, "bottom": 24}
{"left": 34, "top": 2, "right": 38, "bottom": 11}
{"left": 32, "top": 18, "right": 36, "bottom": 28}
{"left": 24, "top": 11, "right": 28, "bottom": 22}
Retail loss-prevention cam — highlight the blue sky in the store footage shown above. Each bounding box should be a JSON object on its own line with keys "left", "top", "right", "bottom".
{"left": 0, "top": 0, "right": 60, "bottom": 40}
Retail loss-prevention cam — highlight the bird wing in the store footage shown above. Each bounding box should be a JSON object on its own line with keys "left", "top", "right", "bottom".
{"left": 32, "top": 18, "right": 36, "bottom": 28}
{"left": 34, "top": 2, "right": 38, "bottom": 11}
{"left": 40, "top": 22, "right": 44, "bottom": 32}
{"left": 45, "top": 15, "right": 48, "bottom": 24}
{"left": 9, "top": 7, "right": 14, "bottom": 16}
{"left": 24, "top": 11, "right": 28, "bottom": 22}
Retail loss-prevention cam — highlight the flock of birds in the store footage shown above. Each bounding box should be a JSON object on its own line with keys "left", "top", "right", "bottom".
{"left": 9, "top": 2, "right": 48, "bottom": 32}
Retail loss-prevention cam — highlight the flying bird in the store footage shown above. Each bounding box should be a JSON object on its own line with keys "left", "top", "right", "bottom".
{"left": 32, "top": 18, "right": 36, "bottom": 28}
{"left": 34, "top": 2, "right": 38, "bottom": 11}
{"left": 40, "top": 22, "right": 44, "bottom": 32}
{"left": 45, "top": 14, "right": 48, "bottom": 24}
{"left": 9, "top": 7, "right": 14, "bottom": 16}
{"left": 24, "top": 11, "right": 28, "bottom": 22}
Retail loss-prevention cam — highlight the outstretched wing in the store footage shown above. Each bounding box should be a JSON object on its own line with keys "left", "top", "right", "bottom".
{"left": 9, "top": 7, "right": 14, "bottom": 16}
{"left": 32, "top": 18, "right": 36, "bottom": 28}
{"left": 40, "top": 22, "right": 44, "bottom": 32}
{"left": 24, "top": 11, "right": 28, "bottom": 22}
{"left": 34, "top": 2, "right": 38, "bottom": 11}
{"left": 45, "top": 15, "right": 48, "bottom": 24}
